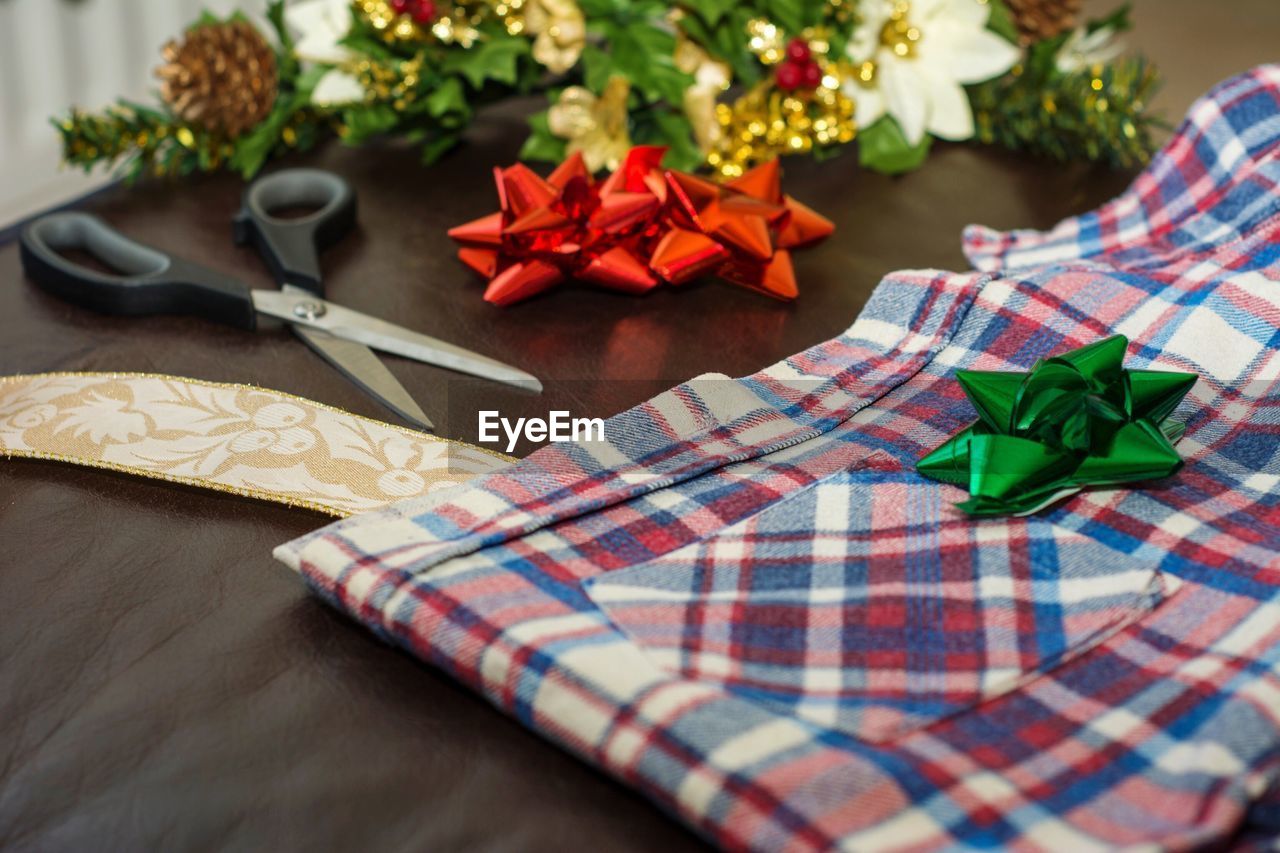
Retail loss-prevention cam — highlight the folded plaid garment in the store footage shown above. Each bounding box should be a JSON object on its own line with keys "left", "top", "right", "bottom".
{"left": 277, "top": 67, "right": 1280, "bottom": 850}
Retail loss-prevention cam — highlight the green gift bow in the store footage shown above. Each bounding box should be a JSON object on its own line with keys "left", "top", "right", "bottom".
{"left": 918, "top": 335, "right": 1197, "bottom": 517}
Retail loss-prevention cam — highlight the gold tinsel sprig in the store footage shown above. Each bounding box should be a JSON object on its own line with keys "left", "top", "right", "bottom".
{"left": 708, "top": 27, "right": 855, "bottom": 178}
{"left": 57, "top": 99, "right": 318, "bottom": 180}
{"left": 57, "top": 105, "right": 234, "bottom": 178}
{"left": 355, "top": 0, "right": 526, "bottom": 46}
{"left": 746, "top": 18, "right": 787, "bottom": 65}
{"left": 351, "top": 53, "right": 428, "bottom": 110}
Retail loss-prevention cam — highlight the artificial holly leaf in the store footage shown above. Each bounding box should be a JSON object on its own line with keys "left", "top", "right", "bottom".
{"left": 580, "top": 44, "right": 613, "bottom": 93}
{"left": 634, "top": 110, "right": 703, "bottom": 173}
{"left": 340, "top": 25, "right": 397, "bottom": 62}
{"left": 229, "top": 75, "right": 317, "bottom": 178}
{"left": 426, "top": 76, "right": 469, "bottom": 125}
{"left": 192, "top": 10, "right": 229, "bottom": 28}
{"left": 420, "top": 132, "right": 461, "bottom": 164}
{"left": 858, "top": 117, "right": 933, "bottom": 175}
{"left": 811, "top": 143, "right": 850, "bottom": 163}
{"left": 1089, "top": 2, "right": 1134, "bottom": 34}
{"left": 264, "top": 0, "right": 302, "bottom": 81}
{"left": 293, "top": 63, "right": 329, "bottom": 98}
{"left": 673, "top": 14, "right": 733, "bottom": 78}
{"left": 689, "top": 0, "right": 738, "bottom": 26}
{"left": 519, "top": 110, "right": 568, "bottom": 163}
{"left": 761, "top": 0, "right": 806, "bottom": 34}
{"left": 608, "top": 23, "right": 691, "bottom": 105}
{"left": 759, "top": 0, "right": 830, "bottom": 33}
{"left": 339, "top": 103, "right": 400, "bottom": 144}
{"left": 576, "top": 0, "right": 625, "bottom": 16}
{"left": 443, "top": 36, "right": 529, "bottom": 88}
{"left": 984, "top": 0, "right": 1021, "bottom": 45}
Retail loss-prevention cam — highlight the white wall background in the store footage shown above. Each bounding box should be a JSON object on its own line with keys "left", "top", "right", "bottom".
{"left": 0, "top": 0, "right": 245, "bottom": 228}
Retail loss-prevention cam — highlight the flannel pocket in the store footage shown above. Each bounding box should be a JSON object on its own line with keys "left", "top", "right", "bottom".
{"left": 582, "top": 451, "right": 1179, "bottom": 744}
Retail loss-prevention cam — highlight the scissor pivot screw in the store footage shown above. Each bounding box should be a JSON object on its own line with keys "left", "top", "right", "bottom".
{"left": 293, "top": 300, "right": 326, "bottom": 321}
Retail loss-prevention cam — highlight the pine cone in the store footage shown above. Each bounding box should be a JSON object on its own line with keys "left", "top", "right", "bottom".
{"left": 157, "top": 20, "right": 277, "bottom": 139}
{"left": 1005, "top": 0, "right": 1081, "bottom": 44}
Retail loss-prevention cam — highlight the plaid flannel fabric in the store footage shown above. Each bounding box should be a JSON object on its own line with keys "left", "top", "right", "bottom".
{"left": 278, "top": 66, "right": 1280, "bottom": 850}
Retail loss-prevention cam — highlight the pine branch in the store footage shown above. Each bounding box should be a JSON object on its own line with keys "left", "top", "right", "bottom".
{"left": 54, "top": 102, "right": 228, "bottom": 180}
{"left": 970, "top": 56, "right": 1161, "bottom": 169}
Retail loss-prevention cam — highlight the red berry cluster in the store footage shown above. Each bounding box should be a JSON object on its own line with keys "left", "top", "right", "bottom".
{"left": 390, "top": 0, "right": 437, "bottom": 23}
{"left": 775, "top": 38, "right": 823, "bottom": 92}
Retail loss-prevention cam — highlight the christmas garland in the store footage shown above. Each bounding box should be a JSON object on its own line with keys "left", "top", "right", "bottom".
{"left": 56, "top": 0, "right": 1159, "bottom": 182}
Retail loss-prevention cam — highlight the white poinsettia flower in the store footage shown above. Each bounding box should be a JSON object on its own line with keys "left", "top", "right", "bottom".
{"left": 1055, "top": 25, "right": 1125, "bottom": 74}
{"left": 843, "top": 0, "right": 1021, "bottom": 145}
{"left": 312, "top": 69, "right": 365, "bottom": 106}
{"left": 285, "top": 0, "right": 355, "bottom": 65}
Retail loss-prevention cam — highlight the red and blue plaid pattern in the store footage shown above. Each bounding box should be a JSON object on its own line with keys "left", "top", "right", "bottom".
{"left": 584, "top": 459, "right": 1175, "bottom": 745}
{"left": 278, "top": 66, "right": 1280, "bottom": 850}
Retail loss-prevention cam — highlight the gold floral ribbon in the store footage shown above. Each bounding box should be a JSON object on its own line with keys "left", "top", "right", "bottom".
{"left": 0, "top": 373, "right": 513, "bottom": 517}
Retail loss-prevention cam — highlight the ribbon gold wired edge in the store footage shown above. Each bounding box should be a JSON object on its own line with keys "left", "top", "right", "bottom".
{"left": 0, "top": 372, "right": 515, "bottom": 518}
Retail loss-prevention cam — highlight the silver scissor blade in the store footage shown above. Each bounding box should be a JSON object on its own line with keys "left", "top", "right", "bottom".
{"left": 292, "top": 325, "right": 435, "bottom": 432}
{"left": 252, "top": 290, "right": 543, "bottom": 393}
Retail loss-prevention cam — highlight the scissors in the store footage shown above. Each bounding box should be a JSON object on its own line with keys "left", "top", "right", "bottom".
{"left": 18, "top": 168, "right": 541, "bottom": 431}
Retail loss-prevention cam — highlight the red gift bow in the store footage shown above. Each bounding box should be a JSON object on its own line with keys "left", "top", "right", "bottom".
{"left": 448, "top": 146, "right": 835, "bottom": 306}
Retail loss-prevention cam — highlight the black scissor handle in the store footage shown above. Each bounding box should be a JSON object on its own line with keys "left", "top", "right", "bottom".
{"left": 233, "top": 168, "right": 357, "bottom": 295}
{"left": 19, "top": 212, "right": 257, "bottom": 329}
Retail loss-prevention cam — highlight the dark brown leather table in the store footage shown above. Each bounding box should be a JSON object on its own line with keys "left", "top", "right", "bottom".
{"left": 2, "top": 3, "right": 1276, "bottom": 849}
